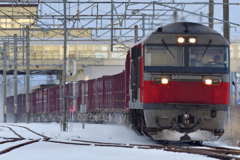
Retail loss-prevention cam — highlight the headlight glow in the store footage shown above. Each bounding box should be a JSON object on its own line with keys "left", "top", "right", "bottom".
{"left": 205, "top": 79, "right": 212, "bottom": 85}
{"left": 177, "top": 37, "right": 185, "bottom": 43}
{"left": 161, "top": 78, "right": 168, "bottom": 84}
{"left": 189, "top": 38, "right": 196, "bottom": 43}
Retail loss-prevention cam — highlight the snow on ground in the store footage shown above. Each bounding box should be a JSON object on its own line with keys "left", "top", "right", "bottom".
{"left": 0, "top": 122, "right": 230, "bottom": 160}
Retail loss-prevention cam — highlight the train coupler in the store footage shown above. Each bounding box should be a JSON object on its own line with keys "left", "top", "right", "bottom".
{"left": 178, "top": 113, "right": 194, "bottom": 124}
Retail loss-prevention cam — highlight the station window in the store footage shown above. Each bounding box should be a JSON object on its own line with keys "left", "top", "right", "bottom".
{"left": 230, "top": 45, "right": 236, "bottom": 58}
{"left": 79, "top": 52, "right": 94, "bottom": 59}
{"left": 69, "top": 46, "right": 76, "bottom": 58}
{"left": 230, "top": 51, "right": 235, "bottom": 58}
{"left": 113, "top": 46, "right": 118, "bottom": 51}
{"left": 45, "top": 46, "right": 53, "bottom": 59}
{"left": 78, "top": 46, "right": 85, "bottom": 51}
{"left": 111, "top": 52, "right": 126, "bottom": 59}
{"left": 86, "top": 45, "right": 93, "bottom": 51}
{"left": 60, "top": 46, "right": 69, "bottom": 59}
{"left": 35, "top": 46, "right": 43, "bottom": 60}
{"left": 102, "top": 46, "right": 109, "bottom": 51}
{"left": 37, "top": 53, "right": 43, "bottom": 60}
{"left": 94, "top": 52, "right": 108, "bottom": 59}
{"left": 94, "top": 45, "right": 101, "bottom": 51}
{"left": 36, "top": 46, "right": 43, "bottom": 51}
{"left": 53, "top": 45, "right": 60, "bottom": 59}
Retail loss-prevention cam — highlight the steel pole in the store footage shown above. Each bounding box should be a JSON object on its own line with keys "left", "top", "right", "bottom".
{"left": 14, "top": 34, "right": 18, "bottom": 123}
{"left": 81, "top": 83, "right": 85, "bottom": 129}
{"left": 111, "top": 0, "right": 113, "bottom": 51}
{"left": 134, "top": 25, "right": 138, "bottom": 43}
{"left": 142, "top": 14, "right": 145, "bottom": 37}
{"left": 22, "top": 29, "right": 24, "bottom": 65}
{"left": 236, "top": 74, "right": 239, "bottom": 105}
{"left": 26, "top": 26, "right": 30, "bottom": 123}
{"left": 209, "top": 0, "right": 214, "bottom": 29}
{"left": 3, "top": 42, "right": 7, "bottom": 123}
{"left": 223, "top": 0, "right": 229, "bottom": 42}
{"left": 63, "top": 0, "right": 67, "bottom": 131}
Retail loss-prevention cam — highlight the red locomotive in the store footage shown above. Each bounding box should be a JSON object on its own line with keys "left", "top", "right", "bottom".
{"left": 128, "top": 22, "right": 229, "bottom": 142}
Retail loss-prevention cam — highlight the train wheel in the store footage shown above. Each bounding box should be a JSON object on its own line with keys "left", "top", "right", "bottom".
{"left": 157, "top": 140, "right": 169, "bottom": 145}
{"left": 130, "top": 109, "right": 147, "bottom": 136}
{"left": 195, "top": 141, "right": 203, "bottom": 145}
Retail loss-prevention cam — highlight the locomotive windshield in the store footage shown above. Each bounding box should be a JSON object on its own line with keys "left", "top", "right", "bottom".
{"left": 144, "top": 45, "right": 229, "bottom": 73}
{"left": 189, "top": 47, "right": 228, "bottom": 68}
{"left": 145, "top": 46, "right": 184, "bottom": 67}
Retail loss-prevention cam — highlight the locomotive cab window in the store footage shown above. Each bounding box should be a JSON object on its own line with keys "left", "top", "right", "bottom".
{"left": 145, "top": 46, "right": 184, "bottom": 67}
{"left": 189, "top": 47, "right": 229, "bottom": 72}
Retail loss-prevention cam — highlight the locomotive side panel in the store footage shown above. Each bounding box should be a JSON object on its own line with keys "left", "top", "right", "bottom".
{"left": 125, "top": 51, "right": 131, "bottom": 111}
{"left": 129, "top": 44, "right": 144, "bottom": 110}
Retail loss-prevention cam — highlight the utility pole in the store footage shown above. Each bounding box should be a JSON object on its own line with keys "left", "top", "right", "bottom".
{"left": 3, "top": 42, "right": 7, "bottom": 123}
{"left": 223, "top": 0, "right": 229, "bottom": 42}
{"left": 62, "top": 0, "right": 67, "bottom": 131}
{"left": 235, "top": 74, "right": 238, "bottom": 106}
{"left": 111, "top": 0, "right": 113, "bottom": 51}
{"left": 142, "top": 14, "right": 145, "bottom": 37}
{"left": 173, "top": 10, "right": 177, "bottom": 22}
{"left": 22, "top": 29, "right": 25, "bottom": 65}
{"left": 223, "top": 0, "right": 231, "bottom": 128}
{"left": 209, "top": 0, "right": 214, "bottom": 29}
{"left": 26, "top": 26, "right": 30, "bottom": 123}
{"left": 134, "top": 25, "right": 138, "bottom": 43}
{"left": 14, "top": 34, "right": 18, "bottom": 123}
{"left": 81, "top": 83, "right": 85, "bottom": 129}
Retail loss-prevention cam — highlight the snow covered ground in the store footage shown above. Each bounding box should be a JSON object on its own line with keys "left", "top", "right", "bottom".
{"left": 0, "top": 122, "right": 236, "bottom": 160}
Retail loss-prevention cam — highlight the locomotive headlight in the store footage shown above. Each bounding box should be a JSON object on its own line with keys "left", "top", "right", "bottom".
{"left": 177, "top": 37, "right": 185, "bottom": 43}
{"left": 161, "top": 78, "right": 169, "bottom": 84}
{"left": 189, "top": 38, "right": 196, "bottom": 43}
{"left": 205, "top": 79, "right": 212, "bottom": 85}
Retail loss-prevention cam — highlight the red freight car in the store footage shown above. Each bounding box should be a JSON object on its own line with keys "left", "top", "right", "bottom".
{"left": 88, "top": 79, "right": 97, "bottom": 112}
{"left": 6, "top": 96, "right": 14, "bottom": 115}
{"left": 55, "top": 86, "right": 61, "bottom": 113}
{"left": 97, "top": 77, "right": 104, "bottom": 111}
{"left": 19, "top": 94, "right": 26, "bottom": 115}
{"left": 30, "top": 92, "right": 36, "bottom": 115}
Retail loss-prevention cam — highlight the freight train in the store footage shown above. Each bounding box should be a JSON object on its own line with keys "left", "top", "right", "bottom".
{"left": 6, "top": 22, "right": 229, "bottom": 142}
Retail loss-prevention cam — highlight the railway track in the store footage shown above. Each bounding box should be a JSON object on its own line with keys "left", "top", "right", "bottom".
{"left": 7, "top": 124, "right": 51, "bottom": 140}
{"left": 0, "top": 125, "right": 40, "bottom": 155}
{"left": 70, "top": 139, "right": 240, "bottom": 160}
{"left": 1, "top": 124, "right": 240, "bottom": 160}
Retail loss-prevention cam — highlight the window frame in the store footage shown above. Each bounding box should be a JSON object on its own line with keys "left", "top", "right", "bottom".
{"left": 144, "top": 44, "right": 229, "bottom": 73}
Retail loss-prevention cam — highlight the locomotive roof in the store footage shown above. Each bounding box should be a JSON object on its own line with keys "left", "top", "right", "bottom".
{"left": 155, "top": 22, "right": 219, "bottom": 34}
{"left": 133, "top": 22, "right": 227, "bottom": 47}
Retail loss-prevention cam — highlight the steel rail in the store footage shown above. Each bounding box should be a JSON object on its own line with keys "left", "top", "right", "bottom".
{"left": 0, "top": 125, "right": 24, "bottom": 139}
{"left": 0, "top": 139, "right": 40, "bottom": 155}
{"left": 8, "top": 124, "right": 51, "bottom": 140}
{"left": 71, "top": 139, "right": 240, "bottom": 159}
